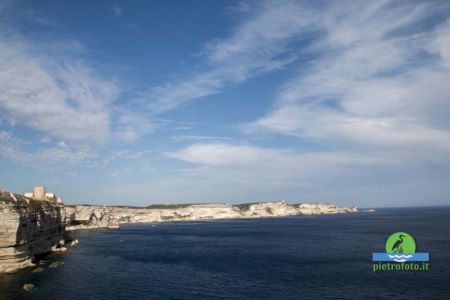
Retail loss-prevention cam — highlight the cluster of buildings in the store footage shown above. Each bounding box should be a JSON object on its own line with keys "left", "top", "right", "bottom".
{"left": 24, "top": 185, "right": 63, "bottom": 204}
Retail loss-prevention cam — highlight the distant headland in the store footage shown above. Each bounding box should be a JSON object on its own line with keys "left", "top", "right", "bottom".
{"left": 65, "top": 201, "right": 358, "bottom": 231}
{"left": 0, "top": 185, "right": 357, "bottom": 274}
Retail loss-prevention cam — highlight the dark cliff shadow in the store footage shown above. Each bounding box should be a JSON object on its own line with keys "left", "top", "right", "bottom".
{"left": 14, "top": 198, "right": 67, "bottom": 263}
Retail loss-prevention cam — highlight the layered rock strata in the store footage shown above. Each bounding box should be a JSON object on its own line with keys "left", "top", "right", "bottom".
{"left": 65, "top": 201, "right": 358, "bottom": 230}
{"left": 0, "top": 192, "right": 71, "bottom": 274}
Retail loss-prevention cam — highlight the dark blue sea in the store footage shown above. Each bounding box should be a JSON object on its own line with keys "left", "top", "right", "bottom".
{"left": 1, "top": 207, "right": 450, "bottom": 299}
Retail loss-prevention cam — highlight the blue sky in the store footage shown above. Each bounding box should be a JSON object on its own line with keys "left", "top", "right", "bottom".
{"left": 1, "top": 0, "right": 450, "bottom": 207}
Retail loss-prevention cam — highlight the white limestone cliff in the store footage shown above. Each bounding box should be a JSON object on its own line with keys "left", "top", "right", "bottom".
{"left": 65, "top": 201, "right": 358, "bottom": 230}
{"left": 1, "top": 187, "right": 357, "bottom": 274}
{"left": 0, "top": 192, "right": 72, "bottom": 274}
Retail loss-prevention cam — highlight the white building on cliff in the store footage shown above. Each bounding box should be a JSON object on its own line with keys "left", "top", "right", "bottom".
{"left": 24, "top": 185, "right": 63, "bottom": 204}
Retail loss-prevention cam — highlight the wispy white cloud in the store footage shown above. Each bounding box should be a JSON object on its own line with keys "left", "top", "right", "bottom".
{"left": 160, "top": 1, "right": 450, "bottom": 206}
{"left": 113, "top": 3, "right": 122, "bottom": 17}
{"left": 165, "top": 142, "right": 394, "bottom": 168}
{"left": 0, "top": 36, "right": 118, "bottom": 145}
{"left": 0, "top": 130, "right": 27, "bottom": 146}
{"left": 227, "top": 2, "right": 251, "bottom": 13}
{"left": 100, "top": 149, "right": 149, "bottom": 166}
{"left": 245, "top": 1, "right": 450, "bottom": 158}
{"left": 171, "top": 135, "right": 234, "bottom": 142}
{"left": 165, "top": 143, "right": 283, "bottom": 166}
{"left": 162, "top": 142, "right": 450, "bottom": 206}
{"left": 146, "top": 0, "right": 319, "bottom": 113}
{"left": 1, "top": 0, "right": 450, "bottom": 206}
{"left": 0, "top": 2, "right": 132, "bottom": 165}
{"left": 113, "top": 109, "right": 158, "bottom": 143}
{"left": 0, "top": 142, "right": 96, "bottom": 165}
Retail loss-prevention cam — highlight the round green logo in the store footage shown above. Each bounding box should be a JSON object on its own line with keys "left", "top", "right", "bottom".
{"left": 385, "top": 232, "right": 416, "bottom": 254}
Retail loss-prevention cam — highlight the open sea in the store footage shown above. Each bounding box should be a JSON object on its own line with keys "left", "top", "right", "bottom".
{"left": 1, "top": 207, "right": 450, "bottom": 299}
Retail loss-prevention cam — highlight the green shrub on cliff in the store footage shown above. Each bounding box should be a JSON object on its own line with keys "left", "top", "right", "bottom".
{"left": 28, "top": 199, "right": 45, "bottom": 213}
{"left": 0, "top": 194, "right": 13, "bottom": 203}
{"left": 147, "top": 204, "right": 192, "bottom": 209}
{"left": 235, "top": 202, "right": 263, "bottom": 211}
{"left": 0, "top": 193, "right": 29, "bottom": 206}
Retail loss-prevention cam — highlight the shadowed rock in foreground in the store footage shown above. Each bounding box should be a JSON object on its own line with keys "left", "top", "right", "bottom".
{"left": 0, "top": 191, "right": 72, "bottom": 275}
{"left": 22, "top": 283, "right": 34, "bottom": 292}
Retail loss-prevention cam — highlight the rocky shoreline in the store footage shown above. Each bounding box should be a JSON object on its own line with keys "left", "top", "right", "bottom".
{"left": 65, "top": 201, "right": 358, "bottom": 231}
{"left": 0, "top": 192, "right": 75, "bottom": 275}
{"left": 1, "top": 188, "right": 357, "bottom": 274}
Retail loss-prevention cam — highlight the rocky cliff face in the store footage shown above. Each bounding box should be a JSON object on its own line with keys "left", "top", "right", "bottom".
{"left": 0, "top": 192, "right": 70, "bottom": 274}
{"left": 0, "top": 189, "right": 357, "bottom": 273}
{"left": 66, "top": 201, "right": 358, "bottom": 230}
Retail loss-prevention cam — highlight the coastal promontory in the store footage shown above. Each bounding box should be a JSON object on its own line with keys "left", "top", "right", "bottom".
{"left": 0, "top": 186, "right": 357, "bottom": 274}
{"left": 65, "top": 201, "right": 358, "bottom": 230}
{"left": 0, "top": 190, "right": 71, "bottom": 274}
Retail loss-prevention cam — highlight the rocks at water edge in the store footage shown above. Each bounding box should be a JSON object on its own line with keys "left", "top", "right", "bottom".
{"left": 32, "top": 266, "right": 44, "bottom": 273}
{"left": 49, "top": 261, "right": 62, "bottom": 268}
{"left": 22, "top": 283, "right": 34, "bottom": 292}
{"left": 0, "top": 190, "right": 72, "bottom": 275}
{"left": 65, "top": 201, "right": 359, "bottom": 230}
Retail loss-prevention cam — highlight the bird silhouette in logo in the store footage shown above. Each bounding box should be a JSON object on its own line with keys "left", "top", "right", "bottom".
{"left": 391, "top": 234, "right": 405, "bottom": 253}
